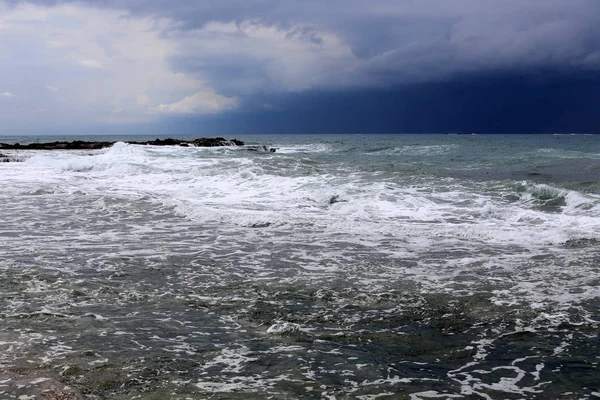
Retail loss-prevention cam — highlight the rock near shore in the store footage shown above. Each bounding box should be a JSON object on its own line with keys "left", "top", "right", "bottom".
{"left": 0, "top": 137, "right": 245, "bottom": 150}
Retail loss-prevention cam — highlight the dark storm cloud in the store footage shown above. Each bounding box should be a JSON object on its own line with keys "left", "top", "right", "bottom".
{"left": 93, "top": 70, "right": 599, "bottom": 135}
{"left": 2, "top": 0, "right": 599, "bottom": 133}
{"left": 11, "top": 0, "right": 600, "bottom": 89}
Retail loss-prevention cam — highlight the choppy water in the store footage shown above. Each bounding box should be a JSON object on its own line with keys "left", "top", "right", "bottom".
{"left": 0, "top": 134, "right": 599, "bottom": 399}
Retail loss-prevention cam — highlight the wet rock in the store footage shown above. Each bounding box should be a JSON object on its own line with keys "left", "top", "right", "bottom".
{"left": 245, "top": 145, "right": 277, "bottom": 153}
{"left": 0, "top": 137, "right": 246, "bottom": 150}
{"left": 251, "top": 222, "right": 272, "bottom": 228}
{"left": 329, "top": 195, "right": 348, "bottom": 205}
{"left": 191, "top": 137, "right": 243, "bottom": 147}
{"left": 128, "top": 138, "right": 184, "bottom": 146}
{"left": 564, "top": 237, "right": 599, "bottom": 248}
{"left": 0, "top": 140, "right": 114, "bottom": 150}
{"left": 0, "top": 152, "right": 23, "bottom": 162}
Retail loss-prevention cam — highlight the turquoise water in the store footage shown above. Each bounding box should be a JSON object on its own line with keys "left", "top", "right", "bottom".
{"left": 0, "top": 134, "right": 599, "bottom": 399}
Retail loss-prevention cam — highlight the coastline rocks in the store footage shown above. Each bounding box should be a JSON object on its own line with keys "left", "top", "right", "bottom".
{"left": 0, "top": 137, "right": 243, "bottom": 150}
{"left": 0, "top": 140, "right": 114, "bottom": 150}
{"left": 194, "top": 137, "right": 244, "bottom": 147}
{"left": 0, "top": 137, "right": 277, "bottom": 152}
{"left": 127, "top": 137, "right": 245, "bottom": 147}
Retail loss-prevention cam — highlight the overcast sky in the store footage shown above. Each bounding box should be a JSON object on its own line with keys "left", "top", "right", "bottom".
{"left": 1, "top": 0, "right": 599, "bottom": 134}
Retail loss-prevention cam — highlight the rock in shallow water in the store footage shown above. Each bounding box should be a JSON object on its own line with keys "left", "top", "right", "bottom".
{"left": 0, "top": 137, "right": 277, "bottom": 153}
{"left": 0, "top": 152, "right": 23, "bottom": 162}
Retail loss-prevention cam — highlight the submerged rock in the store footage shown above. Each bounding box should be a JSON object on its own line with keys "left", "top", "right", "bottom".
{"left": 251, "top": 222, "right": 272, "bottom": 228}
{"left": 246, "top": 145, "right": 277, "bottom": 152}
{"left": 0, "top": 152, "right": 23, "bottom": 162}
{"left": 564, "top": 237, "right": 599, "bottom": 248}
{"left": 329, "top": 195, "right": 348, "bottom": 205}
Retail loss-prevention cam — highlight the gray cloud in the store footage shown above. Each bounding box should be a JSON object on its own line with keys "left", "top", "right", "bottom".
{"left": 118, "top": 0, "right": 600, "bottom": 88}
{"left": 7, "top": 0, "right": 600, "bottom": 89}
{"left": 1, "top": 0, "right": 599, "bottom": 133}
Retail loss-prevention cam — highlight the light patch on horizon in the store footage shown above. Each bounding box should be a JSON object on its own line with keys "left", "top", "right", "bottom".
{"left": 158, "top": 91, "right": 238, "bottom": 114}
{"left": 0, "top": 91, "right": 14, "bottom": 97}
{"left": 45, "top": 85, "right": 59, "bottom": 92}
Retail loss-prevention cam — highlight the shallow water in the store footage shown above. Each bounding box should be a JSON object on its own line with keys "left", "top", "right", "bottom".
{"left": 0, "top": 134, "right": 599, "bottom": 399}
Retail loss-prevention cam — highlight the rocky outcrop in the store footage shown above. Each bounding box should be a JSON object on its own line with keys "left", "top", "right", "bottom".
{"left": 0, "top": 141, "right": 114, "bottom": 150}
{"left": 0, "top": 138, "right": 277, "bottom": 157}
{"left": 127, "top": 137, "right": 245, "bottom": 147}
{"left": 0, "top": 137, "right": 244, "bottom": 150}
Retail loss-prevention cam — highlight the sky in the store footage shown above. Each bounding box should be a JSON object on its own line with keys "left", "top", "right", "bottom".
{"left": 0, "top": 0, "right": 599, "bottom": 135}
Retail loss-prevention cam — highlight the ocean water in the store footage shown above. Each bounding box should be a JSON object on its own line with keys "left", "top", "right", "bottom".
{"left": 0, "top": 133, "right": 599, "bottom": 399}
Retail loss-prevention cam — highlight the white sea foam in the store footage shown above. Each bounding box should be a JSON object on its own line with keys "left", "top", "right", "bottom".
{"left": 272, "top": 143, "right": 334, "bottom": 154}
{"left": 2, "top": 143, "right": 599, "bottom": 275}
{"left": 266, "top": 321, "right": 301, "bottom": 335}
{"left": 4, "top": 145, "right": 593, "bottom": 210}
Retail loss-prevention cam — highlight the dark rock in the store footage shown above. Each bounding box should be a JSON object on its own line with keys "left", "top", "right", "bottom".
{"left": 564, "top": 237, "right": 599, "bottom": 248}
{"left": 251, "top": 222, "right": 272, "bottom": 228}
{"left": 329, "top": 195, "right": 348, "bottom": 205}
{"left": 245, "top": 145, "right": 277, "bottom": 153}
{"left": 0, "top": 153, "right": 23, "bottom": 162}
{"left": 0, "top": 137, "right": 246, "bottom": 150}
{"left": 0, "top": 137, "right": 278, "bottom": 154}
{"left": 129, "top": 138, "right": 185, "bottom": 146}
{"left": 191, "top": 137, "right": 240, "bottom": 147}
{"left": 0, "top": 141, "right": 113, "bottom": 150}
{"left": 246, "top": 145, "right": 268, "bottom": 152}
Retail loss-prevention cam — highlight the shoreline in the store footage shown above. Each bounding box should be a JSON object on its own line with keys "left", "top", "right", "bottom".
{"left": 0, "top": 137, "right": 244, "bottom": 150}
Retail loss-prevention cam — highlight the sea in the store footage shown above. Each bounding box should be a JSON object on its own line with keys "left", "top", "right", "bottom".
{"left": 0, "top": 133, "right": 599, "bottom": 399}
